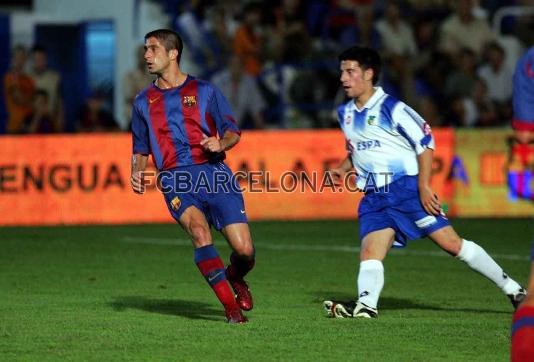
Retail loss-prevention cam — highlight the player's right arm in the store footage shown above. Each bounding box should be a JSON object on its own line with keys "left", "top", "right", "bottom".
{"left": 131, "top": 102, "right": 150, "bottom": 194}
{"left": 131, "top": 154, "right": 148, "bottom": 194}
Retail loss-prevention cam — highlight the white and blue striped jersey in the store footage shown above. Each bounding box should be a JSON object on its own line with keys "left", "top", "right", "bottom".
{"left": 337, "top": 87, "right": 434, "bottom": 189}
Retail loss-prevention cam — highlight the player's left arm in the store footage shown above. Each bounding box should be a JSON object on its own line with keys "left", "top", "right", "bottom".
{"left": 202, "top": 85, "right": 241, "bottom": 153}
{"left": 394, "top": 104, "right": 440, "bottom": 215}
{"left": 200, "top": 131, "right": 240, "bottom": 153}
{"left": 417, "top": 149, "right": 441, "bottom": 216}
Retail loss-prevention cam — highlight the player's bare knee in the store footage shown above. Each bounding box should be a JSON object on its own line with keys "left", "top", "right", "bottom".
{"left": 451, "top": 237, "right": 463, "bottom": 256}
{"left": 189, "top": 223, "right": 211, "bottom": 246}
{"left": 234, "top": 243, "right": 254, "bottom": 259}
{"left": 441, "top": 235, "right": 463, "bottom": 256}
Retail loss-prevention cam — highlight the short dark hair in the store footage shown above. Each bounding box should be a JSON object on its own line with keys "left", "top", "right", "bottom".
{"left": 144, "top": 29, "right": 183, "bottom": 63}
{"left": 338, "top": 46, "right": 382, "bottom": 85}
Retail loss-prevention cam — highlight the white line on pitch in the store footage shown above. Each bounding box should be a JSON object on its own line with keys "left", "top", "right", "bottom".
{"left": 119, "top": 236, "right": 530, "bottom": 261}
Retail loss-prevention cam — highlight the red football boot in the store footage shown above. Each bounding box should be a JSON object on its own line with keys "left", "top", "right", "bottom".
{"left": 225, "top": 308, "right": 248, "bottom": 324}
{"left": 226, "top": 271, "right": 253, "bottom": 311}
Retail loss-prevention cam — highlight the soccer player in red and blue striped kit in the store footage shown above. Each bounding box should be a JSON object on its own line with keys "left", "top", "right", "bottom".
{"left": 510, "top": 47, "right": 534, "bottom": 361}
{"left": 511, "top": 245, "right": 534, "bottom": 361}
{"left": 130, "top": 29, "right": 254, "bottom": 324}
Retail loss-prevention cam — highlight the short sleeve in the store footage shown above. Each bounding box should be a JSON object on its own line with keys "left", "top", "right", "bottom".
{"left": 394, "top": 104, "right": 434, "bottom": 155}
{"left": 131, "top": 103, "right": 150, "bottom": 155}
{"left": 207, "top": 85, "right": 241, "bottom": 136}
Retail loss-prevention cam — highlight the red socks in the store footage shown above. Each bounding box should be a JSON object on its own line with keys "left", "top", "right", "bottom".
{"left": 512, "top": 305, "right": 534, "bottom": 361}
{"left": 194, "top": 245, "right": 238, "bottom": 310}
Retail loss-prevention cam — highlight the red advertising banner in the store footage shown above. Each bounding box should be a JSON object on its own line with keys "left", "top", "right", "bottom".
{"left": 0, "top": 129, "right": 454, "bottom": 226}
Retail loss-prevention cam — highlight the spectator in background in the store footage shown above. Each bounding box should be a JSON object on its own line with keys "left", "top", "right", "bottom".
{"left": 448, "top": 77, "right": 497, "bottom": 127}
{"left": 514, "top": 0, "right": 534, "bottom": 47}
{"left": 353, "top": 0, "right": 376, "bottom": 47}
{"left": 174, "top": 0, "right": 218, "bottom": 77}
{"left": 270, "top": 0, "right": 311, "bottom": 64}
{"left": 204, "top": 3, "right": 236, "bottom": 67}
{"left": 123, "top": 45, "right": 154, "bottom": 126}
{"left": 3, "top": 45, "right": 35, "bottom": 134}
{"left": 234, "top": 3, "right": 264, "bottom": 76}
{"left": 29, "top": 45, "right": 63, "bottom": 132}
{"left": 213, "top": 0, "right": 240, "bottom": 36}
{"left": 77, "top": 89, "right": 118, "bottom": 132}
{"left": 375, "top": 1, "right": 417, "bottom": 59}
{"left": 22, "top": 89, "right": 58, "bottom": 134}
{"left": 477, "top": 41, "right": 513, "bottom": 121}
{"left": 211, "top": 55, "right": 265, "bottom": 129}
{"left": 469, "top": 77, "right": 498, "bottom": 127}
{"left": 324, "top": 0, "right": 378, "bottom": 48}
{"left": 375, "top": 0, "right": 418, "bottom": 104}
{"left": 445, "top": 48, "right": 478, "bottom": 99}
{"left": 439, "top": 0, "right": 493, "bottom": 60}
{"left": 323, "top": 0, "right": 358, "bottom": 45}
{"left": 412, "top": 17, "right": 450, "bottom": 111}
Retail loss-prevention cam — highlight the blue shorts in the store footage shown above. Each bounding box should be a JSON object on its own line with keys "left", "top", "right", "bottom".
{"left": 159, "top": 162, "right": 247, "bottom": 231}
{"left": 358, "top": 176, "right": 450, "bottom": 247}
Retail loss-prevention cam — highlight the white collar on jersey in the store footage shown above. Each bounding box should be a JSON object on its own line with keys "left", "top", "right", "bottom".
{"left": 348, "top": 86, "right": 386, "bottom": 112}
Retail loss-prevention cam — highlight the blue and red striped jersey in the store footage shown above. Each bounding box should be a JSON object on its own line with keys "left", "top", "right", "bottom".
{"left": 131, "top": 75, "right": 241, "bottom": 171}
{"left": 512, "top": 46, "right": 534, "bottom": 131}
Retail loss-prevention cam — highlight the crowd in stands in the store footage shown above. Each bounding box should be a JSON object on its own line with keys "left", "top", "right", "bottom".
{"left": 3, "top": 0, "right": 533, "bottom": 133}
{"left": 3, "top": 44, "right": 119, "bottom": 134}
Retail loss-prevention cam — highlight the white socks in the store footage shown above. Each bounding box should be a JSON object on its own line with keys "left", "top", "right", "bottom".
{"left": 357, "top": 260, "right": 384, "bottom": 309}
{"left": 457, "top": 239, "right": 522, "bottom": 295}
{"left": 356, "top": 240, "right": 521, "bottom": 311}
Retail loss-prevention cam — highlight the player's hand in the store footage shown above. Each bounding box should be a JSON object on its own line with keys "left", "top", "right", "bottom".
{"left": 419, "top": 185, "right": 441, "bottom": 216}
{"left": 130, "top": 171, "right": 145, "bottom": 194}
{"left": 200, "top": 135, "right": 224, "bottom": 153}
{"left": 329, "top": 168, "right": 346, "bottom": 186}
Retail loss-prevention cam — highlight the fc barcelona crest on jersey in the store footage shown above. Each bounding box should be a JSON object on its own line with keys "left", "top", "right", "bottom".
{"left": 170, "top": 196, "right": 181, "bottom": 211}
{"left": 182, "top": 95, "right": 197, "bottom": 107}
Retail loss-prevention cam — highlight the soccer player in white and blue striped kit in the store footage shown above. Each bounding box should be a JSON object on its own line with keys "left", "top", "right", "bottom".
{"left": 324, "top": 46, "right": 526, "bottom": 319}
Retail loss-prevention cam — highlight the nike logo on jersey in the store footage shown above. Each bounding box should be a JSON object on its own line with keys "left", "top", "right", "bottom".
{"left": 240, "top": 210, "right": 246, "bottom": 214}
{"left": 149, "top": 96, "right": 161, "bottom": 104}
{"left": 357, "top": 140, "right": 381, "bottom": 150}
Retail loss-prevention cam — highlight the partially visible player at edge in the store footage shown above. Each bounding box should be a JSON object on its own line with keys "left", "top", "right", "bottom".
{"left": 510, "top": 46, "right": 534, "bottom": 362}
{"left": 512, "top": 245, "right": 534, "bottom": 361}
{"left": 130, "top": 29, "right": 254, "bottom": 324}
{"left": 323, "top": 45, "right": 526, "bottom": 319}
{"left": 511, "top": 46, "right": 534, "bottom": 144}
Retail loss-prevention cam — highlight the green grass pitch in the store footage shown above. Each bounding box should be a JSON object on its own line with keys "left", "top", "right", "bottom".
{"left": 1, "top": 219, "right": 532, "bottom": 361}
